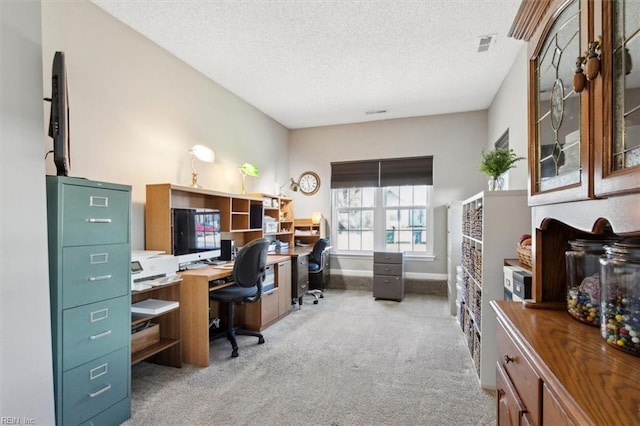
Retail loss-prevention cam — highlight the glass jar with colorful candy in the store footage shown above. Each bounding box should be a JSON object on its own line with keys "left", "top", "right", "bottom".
{"left": 566, "top": 239, "right": 619, "bottom": 326}
{"left": 599, "top": 240, "right": 640, "bottom": 356}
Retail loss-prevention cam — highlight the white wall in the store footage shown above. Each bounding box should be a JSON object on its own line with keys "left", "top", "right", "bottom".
{"left": 1, "top": 1, "right": 55, "bottom": 423}
{"left": 289, "top": 111, "right": 489, "bottom": 276}
{"left": 487, "top": 45, "right": 529, "bottom": 190}
{"left": 41, "top": 0, "right": 291, "bottom": 250}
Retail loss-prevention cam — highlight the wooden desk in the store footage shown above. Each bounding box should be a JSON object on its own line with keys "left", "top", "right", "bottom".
{"left": 179, "top": 255, "right": 290, "bottom": 367}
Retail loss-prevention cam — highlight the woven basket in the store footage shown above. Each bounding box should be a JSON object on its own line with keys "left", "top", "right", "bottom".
{"left": 516, "top": 245, "right": 532, "bottom": 268}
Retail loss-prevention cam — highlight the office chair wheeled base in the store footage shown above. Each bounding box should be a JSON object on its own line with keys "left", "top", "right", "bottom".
{"left": 306, "top": 289, "right": 324, "bottom": 304}
{"left": 210, "top": 301, "right": 265, "bottom": 358}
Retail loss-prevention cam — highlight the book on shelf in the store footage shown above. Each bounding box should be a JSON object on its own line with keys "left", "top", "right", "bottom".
{"left": 131, "top": 298, "right": 179, "bottom": 315}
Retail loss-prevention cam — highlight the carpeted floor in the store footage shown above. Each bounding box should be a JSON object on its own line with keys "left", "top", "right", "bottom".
{"left": 124, "top": 290, "right": 496, "bottom": 425}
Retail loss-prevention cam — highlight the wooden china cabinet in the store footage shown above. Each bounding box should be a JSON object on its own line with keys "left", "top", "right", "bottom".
{"left": 493, "top": 1, "right": 640, "bottom": 425}
{"left": 523, "top": 0, "right": 640, "bottom": 206}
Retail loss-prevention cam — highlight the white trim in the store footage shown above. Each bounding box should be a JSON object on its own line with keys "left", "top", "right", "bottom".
{"left": 330, "top": 252, "right": 435, "bottom": 261}
{"left": 329, "top": 268, "right": 447, "bottom": 281}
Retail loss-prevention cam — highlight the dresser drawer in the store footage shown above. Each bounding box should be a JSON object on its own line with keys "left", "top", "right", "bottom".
{"left": 62, "top": 244, "right": 130, "bottom": 308}
{"left": 61, "top": 184, "right": 130, "bottom": 246}
{"left": 63, "top": 347, "right": 129, "bottom": 425}
{"left": 373, "top": 252, "right": 402, "bottom": 264}
{"left": 496, "top": 321, "right": 541, "bottom": 425}
{"left": 374, "top": 263, "right": 402, "bottom": 276}
{"left": 62, "top": 296, "right": 130, "bottom": 370}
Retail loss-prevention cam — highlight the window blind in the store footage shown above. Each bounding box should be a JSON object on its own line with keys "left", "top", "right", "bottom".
{"left": 330, "top": 156, "right": 433, "bottom": 188}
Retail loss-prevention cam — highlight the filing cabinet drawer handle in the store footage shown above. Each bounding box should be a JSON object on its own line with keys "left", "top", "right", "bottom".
{"left": 90, "top": 253, "right": 109, "bottom": 264}
{"left": 504, "top": 354, "right": 515, "bottom": 364}
{"left": 87, "top": 218, "right": 112, "bottom": 224}
{"left": 89, "top": 196, "right": 109, "bottom": 208}
{"left": 89, "top": 329, "right": 112, "bottom": 340}
{"left": 89, "top": 274, "right": 112, "bottom": 282}
{"left": 88, "top": 384, "right": 112, "bottom": 398}
{"left": 90, "top": 363, "right": 109, "bottom": 380}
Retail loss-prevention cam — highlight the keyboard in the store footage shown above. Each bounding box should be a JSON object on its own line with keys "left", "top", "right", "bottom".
{"left": 184, "top": 263, "right": 207, "bottom": 270}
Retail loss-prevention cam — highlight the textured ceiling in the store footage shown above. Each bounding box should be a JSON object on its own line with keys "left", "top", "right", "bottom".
{"left": 91, "top": 0, "right": 525, "bottom": 129}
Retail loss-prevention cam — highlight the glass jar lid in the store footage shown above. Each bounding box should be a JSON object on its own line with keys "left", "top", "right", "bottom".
{"left": 603, "top": 238, "right": 640, "bottom": 260}
{"left": 568, "top": 238, "right": 621, "bottom": 252}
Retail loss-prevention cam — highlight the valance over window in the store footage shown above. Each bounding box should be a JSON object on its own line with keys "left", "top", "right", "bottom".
{"left": 330, "top": 156, "right": 433, "bottom": 188}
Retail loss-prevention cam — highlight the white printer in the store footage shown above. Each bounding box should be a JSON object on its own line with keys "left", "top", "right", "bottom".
{"left": 131, "top": 250, "right": 180, "bottom": 291}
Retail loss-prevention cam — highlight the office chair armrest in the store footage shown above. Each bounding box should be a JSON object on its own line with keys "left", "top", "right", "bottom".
{"left": 244, "top": 278, "right": 262, "bottom": 303}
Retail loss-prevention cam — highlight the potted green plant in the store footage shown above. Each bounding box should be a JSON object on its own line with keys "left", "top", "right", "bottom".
{"left": 479, "top": 148, "right": 524, "bottom": 190}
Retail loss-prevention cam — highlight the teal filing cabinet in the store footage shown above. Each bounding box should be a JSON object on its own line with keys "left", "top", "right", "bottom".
{"left": 46, "top": 176, "right": 132, "bottom": 425}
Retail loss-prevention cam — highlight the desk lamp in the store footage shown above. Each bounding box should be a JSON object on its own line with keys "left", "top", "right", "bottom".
{"left": 189, "top": 145, "right": 215, "bottom": 188}
{"left": 278, "top": 178, "right": 299, "bottom": 195}
{"left": 239, "top": 163, "right": 259, "bottom": 194}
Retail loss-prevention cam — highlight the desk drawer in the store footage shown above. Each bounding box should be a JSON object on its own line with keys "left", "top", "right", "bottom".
{"left": 62, "top": 347, "right": 129, "bottom": 425}
{"left": 261, "top": 289, "right": 279, "bottom": 324}
{"left": 62, "top": 244, "right": 130, "bottom": 308}
{"left": 373, "top": 252, "right": 402, "bottom": 264}
{"left": 61, "top": 184, "right": 130, "bottom": 246}
{"left": 62, "top": 296, "right": 130, "bottom": 370}
{"left": 496, "top": 321, "right": 541, "bottom": 425}
{"left": 374, "top": 263, "right": 402, "bottom": 276}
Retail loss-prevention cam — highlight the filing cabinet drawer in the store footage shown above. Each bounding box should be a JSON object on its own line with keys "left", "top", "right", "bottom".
{"left": 62, "top": 244, "right": 130, "bottom": 308}
{"left": 373, "top": 252, "right": 402, "bottom": 264}
{"left": 62, "top": 347, "right": 129, "bottom": 426}
{"left": 261, "top": 289, "right": 279, "bottom": 324}
{"left": 373, "top": 263, "right": 403, "bottom": 276}
{"left": 62, "top": 296, "right": 130, "bottom": 370}
{"left": 61, "top": 184, "right": 130, "bottom": 246}
{"left": 496, "top": 321, "right": 541, "bottom": 425}
{"left": 373, "top": 275, "right": 404, "bottom": 301}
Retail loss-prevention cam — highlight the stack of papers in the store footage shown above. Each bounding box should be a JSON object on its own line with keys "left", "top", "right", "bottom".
{"left": 131, "top": 299, "right": 179, "bottom": 315}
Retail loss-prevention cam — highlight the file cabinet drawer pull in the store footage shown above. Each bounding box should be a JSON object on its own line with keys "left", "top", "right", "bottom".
{"left": 90, "top": 253, "right": 109, "bottom": 264}
{"left": 89, "top": 363, "right": 108, "bottom": 380}
{"left": 88, "top": 384, "right": 112, "bottom": 398}
{"left": 89, "top": 274, "right": 112, "bottom": 282}
{"left": 87, "top": 218, "right": 112, "bottom": 224}
{"left": 89, "top": 329, "right": 112, "bottom": 340}
{"left": 89, "top": 196, "right": 109, "bottom": 208}
{"left": 90, "top": 308, "right": 109, "bottom": 322}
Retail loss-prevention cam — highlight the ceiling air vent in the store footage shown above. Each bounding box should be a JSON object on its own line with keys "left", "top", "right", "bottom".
{"left": 477, "top": 34, "right": 496, "bottom": 53}
{"left": 365, "top": 109, "right": 388, "bottom": 116}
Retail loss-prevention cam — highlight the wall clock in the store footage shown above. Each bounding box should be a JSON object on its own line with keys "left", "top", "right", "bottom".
{"left": 298, "top": 171, "right": 320, "bottom": 196}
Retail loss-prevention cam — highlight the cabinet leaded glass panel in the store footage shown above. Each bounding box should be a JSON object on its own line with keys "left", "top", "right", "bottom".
{"left": 612, "top": 0, "right": 640, "bottom": 171}
{"left": 535, "top": 0, "right": 582, "bottom": 192}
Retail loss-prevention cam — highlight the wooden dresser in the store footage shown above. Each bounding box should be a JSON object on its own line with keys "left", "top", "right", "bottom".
{"left": 492, "top": 300, "right": 640, "bottom": 425}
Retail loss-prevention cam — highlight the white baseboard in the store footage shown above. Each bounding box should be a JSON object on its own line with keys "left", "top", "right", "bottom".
{"left": 330, "top": 269, "right": 447, "bottom": 281}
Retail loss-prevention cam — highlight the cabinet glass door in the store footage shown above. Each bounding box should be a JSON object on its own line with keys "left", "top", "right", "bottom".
{"left": 530, "top": 0, "right": 591, "bottom": 204}
{"left": 596, "top": 0, "right": 640, "bottom": 195}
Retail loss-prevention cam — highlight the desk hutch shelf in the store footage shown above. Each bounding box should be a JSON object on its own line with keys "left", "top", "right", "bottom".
{"left": 293, "top": 218, "right": 322, "bottom": 245}
{"left": 145, "top": 183, "right": 264, "bottom": 250}
{"left": 251, "top": 193, "right": 295, "bottom": 247}
{"left": 130, "top": 280, "right": 181, "bottom": 367}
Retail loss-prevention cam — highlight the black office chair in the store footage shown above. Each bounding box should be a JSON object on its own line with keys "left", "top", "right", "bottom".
{"left": 307, "top": 238, "right": 329, "bottom": 304}
{"left": 209, "top": 238, "right": 270, "bottom": 357}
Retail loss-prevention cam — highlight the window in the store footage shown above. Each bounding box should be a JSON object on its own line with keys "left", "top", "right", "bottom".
{"left": 331, "top": 157, "right": 433, "bottom": 255}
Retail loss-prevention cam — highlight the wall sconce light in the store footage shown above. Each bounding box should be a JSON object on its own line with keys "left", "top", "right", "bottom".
{"left": 239, "top": 163, "right": 259, "bottom": 194}
{"left": 278, "top": 178, "right": 299, "bottom": 195}
{"left": 189, "top": 145, "right": 215, "bottom": 188}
